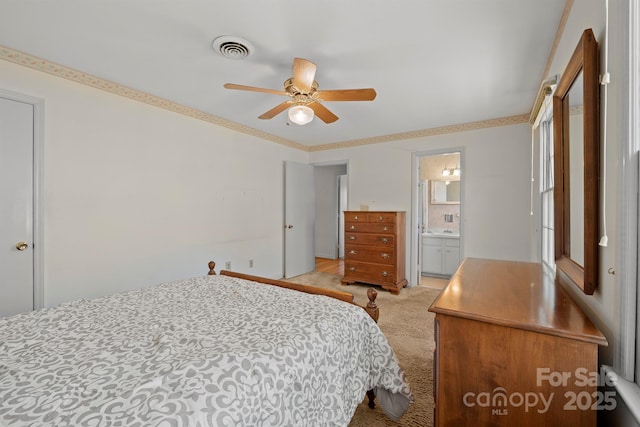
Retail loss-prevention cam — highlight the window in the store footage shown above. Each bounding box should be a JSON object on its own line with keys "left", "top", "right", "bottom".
{"left": 538, "top": 103, "right": 555, "bottom": 270}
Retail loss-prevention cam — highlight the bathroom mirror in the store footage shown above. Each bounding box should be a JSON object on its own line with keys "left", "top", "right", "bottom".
{"left": 553, "top": 28, "right": 599, "bottom": 295}
{"left": 431, "top": 180, "right": 460, "bottom": 204}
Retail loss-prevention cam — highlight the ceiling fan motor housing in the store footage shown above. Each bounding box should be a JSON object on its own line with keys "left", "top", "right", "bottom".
{"left": 284, "top": 78, "right": 319, "bottom": 99}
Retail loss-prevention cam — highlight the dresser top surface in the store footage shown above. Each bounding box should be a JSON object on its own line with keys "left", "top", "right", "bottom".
{"left": 428, "top": 258, "right": 607, "bottom": 345}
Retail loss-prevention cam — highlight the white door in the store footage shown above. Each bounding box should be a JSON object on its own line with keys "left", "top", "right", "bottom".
{"left": 284, "top": 160, "right": 315, "bottom": 278}
{"left": 0, "top": 96, "right": 34, "bottom": 317}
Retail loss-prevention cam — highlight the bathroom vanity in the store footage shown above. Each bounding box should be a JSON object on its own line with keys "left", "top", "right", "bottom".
{"left": 422, "top": 232, "right": 460, "bottom": 277}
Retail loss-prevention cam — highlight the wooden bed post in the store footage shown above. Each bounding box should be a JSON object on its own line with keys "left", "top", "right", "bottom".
{"left": 365, "top": 288, "right": 379, "bottom": 323}
{"left": 207, "top": 261, "right": 216, "bottom": 275}
{"left": 365, "top": 287, "right": 379, "bottom": 409}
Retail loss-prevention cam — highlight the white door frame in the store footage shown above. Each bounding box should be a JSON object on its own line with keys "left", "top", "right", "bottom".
{"left": 1, "top": 89, "right": 45, "bottom": 310}
{"left": 410, "top": 148, "right": 465, "bottom": 286}
{"left": 338, "top": 174, "right": 348, "bottom": 259}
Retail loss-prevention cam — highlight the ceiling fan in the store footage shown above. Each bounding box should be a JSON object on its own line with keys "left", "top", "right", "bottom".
{"left": 223, "top": 58, "right": 376, "bottom": 125}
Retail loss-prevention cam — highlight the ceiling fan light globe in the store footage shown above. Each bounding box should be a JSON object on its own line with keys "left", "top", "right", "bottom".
{"left": 288, "top": 105, "right": 314, "bottom": 125}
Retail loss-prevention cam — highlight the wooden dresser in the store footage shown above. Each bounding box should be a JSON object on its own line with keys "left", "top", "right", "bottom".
{"left": 428, "top": 258, "right": 608, "bottom": 426}
{"left": 341, "top": 211, "right": 407, "bottom": 294}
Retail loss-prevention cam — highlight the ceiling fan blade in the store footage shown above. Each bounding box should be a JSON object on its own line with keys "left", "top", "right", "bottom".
{"left": 292, "top": 58, "right": 317, "bottom": 93}
{"left": 224, "top": 83, "right": 288, "bottom": 97}
{"left": 308, "top": 102, "right": 339, "bottom": 124}
{"left": 258, "top": 101, "right": 294, "bottom": 119}
{"left": 317, "top": 88, "right": 377, "bottom": 102}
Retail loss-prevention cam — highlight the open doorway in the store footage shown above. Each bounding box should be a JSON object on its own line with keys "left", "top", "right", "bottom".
{"left": 313, "top": 162, "right": 348, "bottom": 274}
{"left": 411, "top": 150, "right": 463, "bottom": 286}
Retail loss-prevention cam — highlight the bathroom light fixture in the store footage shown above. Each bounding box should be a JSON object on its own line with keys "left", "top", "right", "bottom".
{"left": 288, "top": 105, "right": 314, "bottom": 125}
{"left": 441, "top": 166, "right": 461, "bottom": 177}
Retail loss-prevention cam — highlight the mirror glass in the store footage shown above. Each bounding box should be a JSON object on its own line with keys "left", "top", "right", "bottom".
{"left": 431, "top": 180, "right": 460, "bottom": 204}
{"left": 568, "top": 71, "right": 585, "bottom": 266}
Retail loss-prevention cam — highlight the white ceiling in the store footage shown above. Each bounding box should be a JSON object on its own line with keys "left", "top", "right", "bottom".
{"left": 0, "top": 0, "right": 567, "bottom": 148}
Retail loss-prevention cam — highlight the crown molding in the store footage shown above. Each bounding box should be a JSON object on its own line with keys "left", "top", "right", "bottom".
{"left": 0, "top": 46, "right": 307, "bottom": 151}
{"left": 308, "top": 114, "right": 530, "bottom": 151}
{"left": 1, "top": 45, "right": 529, "bottom": 153}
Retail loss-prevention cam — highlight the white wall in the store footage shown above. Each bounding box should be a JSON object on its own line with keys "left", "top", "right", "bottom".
{"left": 309, "top": 122, "right": 534, "bottom": 283}
{"left": 0, "top": 60, "right": 306, "bottom": 307}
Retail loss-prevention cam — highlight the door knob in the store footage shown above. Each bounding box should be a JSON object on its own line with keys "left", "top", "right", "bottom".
{"left": 285, "top": 224, "right": 294, "bottom": 229}
{"left": 16, "top": 242, "right": 29, "bottom": 251}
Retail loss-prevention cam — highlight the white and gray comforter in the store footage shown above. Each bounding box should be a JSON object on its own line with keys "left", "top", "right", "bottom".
{"left": 0, "top": 275, "right": 412, "bottom": 426}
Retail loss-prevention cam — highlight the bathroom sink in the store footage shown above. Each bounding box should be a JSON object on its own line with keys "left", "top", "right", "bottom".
{"left": 423, "top": 230, "right": 460, "bottom": 238}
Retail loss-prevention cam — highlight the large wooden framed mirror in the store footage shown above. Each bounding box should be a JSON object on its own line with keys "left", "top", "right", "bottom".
{"left": 553, "top": 28, "right": 600, "bottom": 295}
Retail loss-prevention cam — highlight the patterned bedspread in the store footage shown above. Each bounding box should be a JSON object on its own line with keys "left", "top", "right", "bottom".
{"left": 0, "top": 275, "right": 412, "bottom": 426}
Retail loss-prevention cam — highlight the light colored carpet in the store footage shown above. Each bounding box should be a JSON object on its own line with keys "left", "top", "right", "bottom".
{"left": 286, "top": 271, "right": 441, "bottom": 427}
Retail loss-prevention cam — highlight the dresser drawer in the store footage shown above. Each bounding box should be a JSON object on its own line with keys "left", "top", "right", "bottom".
{"left": 366, "top": 212, "right": 397, "bottom": 223}
{"left": 344, "top": 261, "right": 397, "bottom": 285}
{"left": 344, "top": 212, "right": 398, "bottom": 224}
{"left": 344, "top": 212, "right": 368, "bottom": 222}
{"left": 346, "top": 222, "right": 396, "bottom": 234}
{"left": 345, "top": 244, "right": 395, "bottom": 265}
{"left": 345, "top": 232, "right": 395, "bottom": 246}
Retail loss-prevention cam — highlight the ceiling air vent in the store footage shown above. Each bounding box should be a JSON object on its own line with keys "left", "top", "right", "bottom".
{"left": 211, "top": 36, "right": 254, "bottom": 59}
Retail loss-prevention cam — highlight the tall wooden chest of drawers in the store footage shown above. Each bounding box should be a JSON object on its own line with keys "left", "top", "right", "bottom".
{"left": 341, "top": 211, "right": 407, "bottom": 294}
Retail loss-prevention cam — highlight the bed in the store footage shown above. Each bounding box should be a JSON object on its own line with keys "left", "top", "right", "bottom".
{"left": 0, "top": 261, "right": 412, "bottom": 426}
